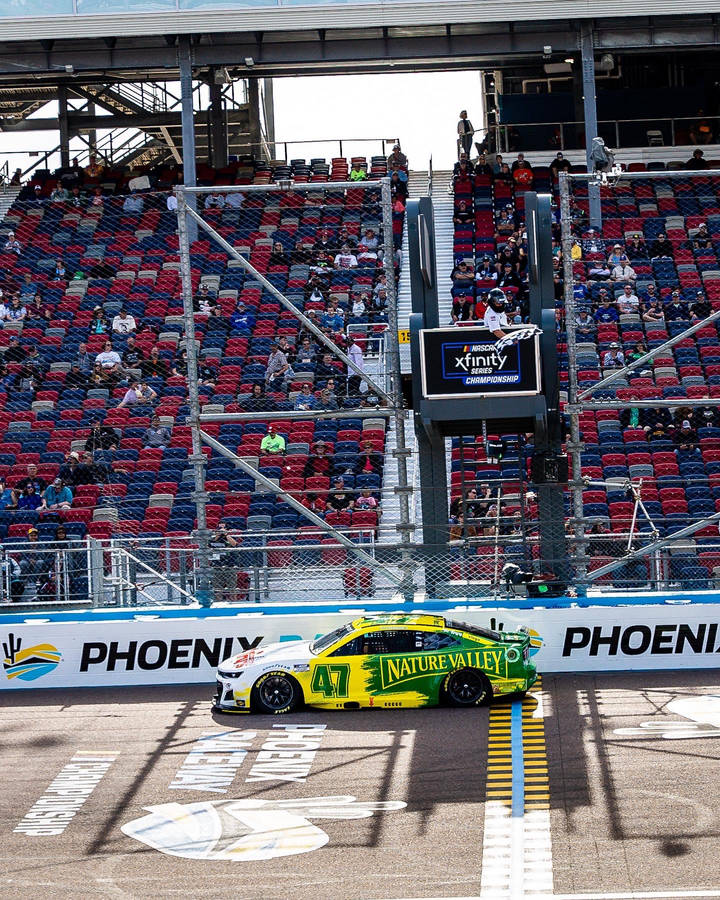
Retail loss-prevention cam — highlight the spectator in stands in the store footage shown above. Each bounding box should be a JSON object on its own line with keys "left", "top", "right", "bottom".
{"left": 50, "top": 185, "right": 69, "bottom": 203}
{"left": 587, "top": 258, "right": 611, "bottom": 281}
{"left": 690, "top": 111, "right": 714, "bottom": 145}
{"left": 355, "top": 488, "right": 380, "bottom": 516}
{"left": 497, "top": 262, "right": 523, "bottom": 295}
{"left": 387, "top": 144, "right": 408, "bottom": 172}
{"left": 328, "top": 477, "right": 354, "bottom": 512}
{"left": 595, "top": 297, "right": 619, "bottom": 323}
{"left": 691, "top": 290, "right": 712, "bottom": 321}
{"left": 16, "top": 463, "right": 46, "bottom": 494}
{"left": 3, "top": 231, "right": 21, "bottom": 255}
{"left": 42, "top": 477, "right": 73, "bottom": 511}
{"left": 347, "top": 337, "right": 365, "bottom": 398}
{"left": 602, "top": 342, "right": 625, "bottom": 368}
{"left": 575, "top": 309, "right": 596, "bottom": 337}
{"left": 692, "top": 222, "right": 711, "bottom": 250}
{"left": 607, "top": 243, "right": 625, "bottom": 267}
{"left": 230, "top": 300, "right": 253, "bottom": 332}
{"left": 674, "top": 419, "right": 698, "bottom": 451}
{"left": 474, "top": 153, "right": 492, "bottom": 177}
{"left": 27, "top": 294, "right": 51, "bottom": 323}
{"left": 649, "top": 232, "right": 673, "bottom": 259}
{"left": 90, "top": 186, "right": 104, "bottom": 208}
{"left": 118, "top": 380, "right": 157, "bottom": 409}
{"left": 75, "top": 341, "right": 92, "bottom": 373}
{"left": 626, "top": 233, "right": 647, "bottom": 259}
{"left": 52, "top": 259, "right": 67, "bottom": 280}
{"left": 616, "top": 283, "right": 640, "bottom": 314}
{"left": 143, "top": 415, "right": 171, "bottom": 449}
{"left": 665, "top": 292, "right": 689, "bottom": 321}
{"left": 582, "top": 228, "right": 605, "bottom": 256}
{"left": 357, "top": 243, "right": 377, "bottom": 265}
{"left": 457, "top": 111, "right": 475, "bottom": 157}
{"left": 390, "top": 171, "right": 408, "bottom": 203}
{"left": 492, "top": 154, "right": 504, "bottom": 175}
{"left": 295, "top": 337, "right": 316, "bottom": 366}
{"left": 349, "top": 161, "right": 367, "bottom": 181}
{"left": 355, "top": 440, "right": 383, "bottom": 477}
{"left": 317, "top": 388, "right": 338, "bottom": 411}
{"left": 204, "top": 191, "right": 225, "bottom": 209}
{"left": 260, "top": 425, "right": 285, "bottom": 455}
{"left": 225, "top": 189, "right": 244, "bottom": 209}
{"left": 642, "top": 298, "right": 665, "bottom": 323}
{"left": 265, "top": 341, "right": 293, "bottom": 388}
{"left": 19, "top": 273, "right": 37, "bottom": 300}
{"left": 453, "top": 159, "right": 473, "bottom": 184}
{"left": 453, "top": 200, "right": 474, "bottom": 227}
{"left": 497, "top": 163, "right": 513, "bottom": 184}
{"left": 512, "top": 159, "right": 534, "bottom": 190}
{"left": 84, "top": 155, "right": 104, "bottom": 179}
{"left": 294, "top": 383, "right": 317, "bottom": 411}
{"left": 123, "top": 190, "right": 144, "bottom": 213}
{"left": 122, "top": 336, "right": 144, "bottom": 371}
{"left": 476, "top": 256, "right": 497, "bottom": 285}
{"left": 90, "top": 306, "right": 109, "bottom": 335}
{"left": 5, "top": 297, "right": 26, "bottom": 323}
{"left": 304, "top": 440, "right": 332, "bottom": 478}
{"left": 3, "top": 336, "right": 25, "bottom": 364}
{"left": 268, "top": 241, "right": 290, "bottom": 267}
{"left": 451, "top": 258, "right": 474, "bottom": 290}
{"left": 112, "top": 308, "right": 137, "bottom": 335}
{"left": 495, "top": 206, "right": 515, "bottom": 238}
{"left": 242, "top": 383, "right": 276, "bottom": 412}
{"left": 334, "top": 244, "right": 358, "bottom": 270}
{"left": 0, "top": 476, "right": 16, "bottom": 510}
{"left": 141, "top": 346, "right": 169, "bottom": 379}
{"left": 549, "top": 152, "right": 571, "bottom": 180}
{"left": 686, "top": 148, "right": 708, "bottom": 171}
{"left": 198, "top": 360, "right": 217, "bottom": 388}
{"left": 96, "top": 340, "right": 123, "bottom": 378}
{"left": 68, "top": 186, "right": 84, "bottom": 208}
{"left": 321, "top": 300, "right": 345, "bottom": 332}
{"left": 610, "top": 257, "right": 636, "bottom": 285}
{"left": 85, "top": 418, "right": 119, "bottom": 452}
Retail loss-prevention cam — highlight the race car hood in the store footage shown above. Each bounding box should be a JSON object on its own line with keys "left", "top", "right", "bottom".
{"left": 218, "top": 639, "right": 311, "bottom": 673}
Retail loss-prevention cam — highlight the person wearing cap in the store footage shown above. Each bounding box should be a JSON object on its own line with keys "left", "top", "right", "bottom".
{"left": 692, "top": 222, "right": 712, "bottom": 251}
{"left": 549, "top": 151, "right": 571, "bottom": 180}
{"left": 626, "top": 233, "right": 647, "bottom": 259}
{"left": 602, "top": 342, "right": 625, "bottom": 369}
{"left": 42, "top": 477, "right": 73, "bottom": 510}
{"left": 649, "top": 232, "right": 673, "bottom": 259}
{"left": 230, "top": 300, "right": 253, "bottom": 333}
{"left": 665, "top": 292, "right": 689, "bottom": 322}
{"left": 304, "top": 440, "right": 332, "bottom": 478}
{"left": 595, "top": 296, "right": 619, "bottom": 324}
{"left": 575, "top": 308, "right": 596, "bottom": 337}
{"left": 691, "top": 290, "right": 712, "bottom": 321}
{"left": 294, "top": 383, "right": 317, "bottom": 412}
{"left": 260, "top": 424, "right": 286, "bottom": 456}
{"left": 607, "top": 243, "right": 625, "bottom": 267}
{"left": 317, "top": 387, "right": 339, "bottom": 412}
{"left": 118, "top": 379, "right": 157, "bottom": 409}
{"left": 610, "top": 256, "right": 636, "bottom": 285}
{"left": 327, "top": 477, "right": 354, "bottom": 512}
{"left": 111, "top": 307, "right": 137, "bottom": 334}
{"left": 674, "top": 419, "right": 698, "bottom": 451}
{"left": 143, "top": 415, "right": 171, "bottom": 449}
{"left": 642, "top": 297, "right": 665, "bottom": 324}
{"left": 3, "top": 231, "right": 21, "bottom": 255}
{"left": 386, "top": 144, "right": 408, "bottom": 172}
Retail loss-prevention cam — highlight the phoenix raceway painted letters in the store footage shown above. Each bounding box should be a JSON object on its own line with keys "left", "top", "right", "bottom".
{"left": 4, "top": 603, "right": 720, "bottom": 689}
{"left": 121, "top": 796, "right": 406, "bottom": 861}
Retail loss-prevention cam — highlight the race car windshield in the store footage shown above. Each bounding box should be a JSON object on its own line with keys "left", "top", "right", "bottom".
{"left": 446, "top": 619, "right": 502, "bottom": 642}
{"left": 310, "top": 624, "right": 353, "bottom": 655}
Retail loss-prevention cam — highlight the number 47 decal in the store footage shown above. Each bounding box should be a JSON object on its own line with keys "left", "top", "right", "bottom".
{"left": 311, "top": 664, "right": 350, "bottom": 698}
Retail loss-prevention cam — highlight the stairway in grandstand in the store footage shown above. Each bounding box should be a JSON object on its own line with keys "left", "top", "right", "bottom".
{"left": 0, "top": 186, "right": 21, "bottom": 223}
{"left": 380, "top": 169, "right": 454, "bottom": 542}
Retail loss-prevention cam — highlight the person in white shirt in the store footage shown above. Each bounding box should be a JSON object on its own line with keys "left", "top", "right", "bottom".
{"left": 112, "top": 309, "right": 137, "bottom": 334}
{"left": 95, "top": 341, "right": 122, "bottom": 374}
{"left": 611, "top": 257, "right": 636, "bottom": 284}
{"left": 602, "top": 342, "right": 625, "bottom": 368}
{"left": 334, "top": 245, "right": 358, "bottom": 269}
{"left": 615, "top": 284, "right": 640, "bottom": 315}
{"left": 483, "top": 289, "right": 509, "bottom": 337}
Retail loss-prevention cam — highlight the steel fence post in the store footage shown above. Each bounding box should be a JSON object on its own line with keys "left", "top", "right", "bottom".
{"left": 176, "top": 188, "right": 213, "bottom": 607}
{"left": 559, "top": 173, "right": 587, "bottom": 595}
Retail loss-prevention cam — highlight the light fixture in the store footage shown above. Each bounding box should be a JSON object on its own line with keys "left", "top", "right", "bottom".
{"left": 543, "top": 45, "right": 552, "bottom": 55}
{"left": 64, "top": 64, "right": 74, "bottom": 74}
{"left": 564, "top": 57, "right": 574, "bottom": 64}
{"left": 244, "top": 57, "right": 255, "bottom": 68}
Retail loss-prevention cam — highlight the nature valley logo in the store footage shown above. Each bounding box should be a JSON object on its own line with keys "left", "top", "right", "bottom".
{"left": 3, "top": 632, "right": 62, "bottom": 682}
{"left": 379, "top": 649, "right": 506, "bottom": 691}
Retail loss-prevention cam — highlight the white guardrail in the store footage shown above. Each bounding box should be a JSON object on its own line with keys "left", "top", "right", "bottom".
{"left": 2, "top": 598, "right": 719, "bottom": 689}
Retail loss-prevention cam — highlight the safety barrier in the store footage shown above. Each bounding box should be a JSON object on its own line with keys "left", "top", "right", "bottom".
{"left": 2, "top": 595, "right": 719, "bottom": 689}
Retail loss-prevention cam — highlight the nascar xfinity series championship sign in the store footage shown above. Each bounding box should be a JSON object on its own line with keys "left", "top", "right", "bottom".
{"left": 419, "top": 326, "right": 541, "bottom": 400}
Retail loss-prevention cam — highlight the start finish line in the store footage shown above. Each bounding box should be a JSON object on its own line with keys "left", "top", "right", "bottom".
{"left": 2, "top": 596, "right": 720, "bottom": 689}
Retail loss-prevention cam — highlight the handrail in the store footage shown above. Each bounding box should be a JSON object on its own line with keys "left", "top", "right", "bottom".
{"left": 492, "top": 113, "right": 720, "bottom": 154}
{"left": 428, "top": 154, "right": 433, "bottom": 197}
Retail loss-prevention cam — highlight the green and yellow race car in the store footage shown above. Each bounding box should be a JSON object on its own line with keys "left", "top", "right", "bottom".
{"left": 214, "top": 613, "right": 537, "bottom": 714}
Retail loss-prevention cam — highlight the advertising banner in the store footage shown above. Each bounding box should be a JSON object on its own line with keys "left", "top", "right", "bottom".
{"left": 3, "top": 603, "right": 720, "bottom": 690}
{"left": 420, "top": 326, "right": 541, "bottom": 400}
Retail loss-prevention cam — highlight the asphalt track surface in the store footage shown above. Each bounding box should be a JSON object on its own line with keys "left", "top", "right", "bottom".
{"left": 2, "top": 672, "right": 720, "bottom": 900}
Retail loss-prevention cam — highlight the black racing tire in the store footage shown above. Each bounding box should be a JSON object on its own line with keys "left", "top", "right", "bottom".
{"left": 442, "top": 668, "right": 492, "bottom": 707}
{"left": 251, "top": 670, "right": 302, "bottom": 715}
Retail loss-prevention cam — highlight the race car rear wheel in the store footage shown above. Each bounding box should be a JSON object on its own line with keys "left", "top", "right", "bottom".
{"left": 251, "top": 671, "right": 301, "bottom": 715}
{"left": 443, "top": 668, "right": 492, "bottom": 707}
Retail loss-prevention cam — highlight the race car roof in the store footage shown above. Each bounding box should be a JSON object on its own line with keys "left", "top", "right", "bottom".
{"left": 352, "top": 614, "right": 447, "bottom": 630}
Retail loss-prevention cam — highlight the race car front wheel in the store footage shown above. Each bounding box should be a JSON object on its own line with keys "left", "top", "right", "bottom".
{"left": 251, "top": 671, "right": 301, "bottom": 715}
{"left": 443, "top": 668, "right": 492, "bottom": 707}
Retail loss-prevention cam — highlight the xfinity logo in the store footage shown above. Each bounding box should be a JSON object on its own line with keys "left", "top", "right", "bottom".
{"left": 453, "top": 345, "right": 509, "bottom": 372}
{"left": 80, "top": 636, "right": 263, "bottom": 672}
{"left": 562, "top": 623, "right": 720, "bottom": 657}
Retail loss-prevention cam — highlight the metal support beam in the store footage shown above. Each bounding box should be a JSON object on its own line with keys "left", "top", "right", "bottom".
{"left": 247, "top": 77, "right": 261, "bottom": 158}
{"left": 57, "top": 83, "right": 70, "bottom": 168}
{"left": 178, "top": 36, "right": 197, "bottom": 243}
{"left": 580, "top": 23, "right": 601, "bottom": 230}
{"left": 262, "top": 77, "right": 275, "bottom": 159}
{"left": 180, "top": 197, "right": 393, "bottom": 405}
{"left": 198, "top": 409, "right": 392, "bottom": 424}
{"left": 176, "top": 190, "right": 211, "bottom": 607}
{"left": 159, "top": 125, "right": 182, "bottom": 165}
{"left": 208, "top": 77, "right": 228, "bottom": 169}
{"left": 198, "top": 429, "right": 403, "bottom": 587}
